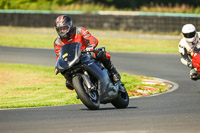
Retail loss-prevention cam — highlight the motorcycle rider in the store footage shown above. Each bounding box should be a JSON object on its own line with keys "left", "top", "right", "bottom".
{"left": 54, "top": 15, "right": 121, "bottom": 89}
{"left": 178, "top": 24, "right": 200, "bottom": 80}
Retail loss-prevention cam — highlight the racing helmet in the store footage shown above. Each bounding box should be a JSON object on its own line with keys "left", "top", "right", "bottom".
{"left": 182, "top": 24, "right": 197, "bottom": 43}
{"left": 55, "top": 15, "right": 73, "bottom": 38}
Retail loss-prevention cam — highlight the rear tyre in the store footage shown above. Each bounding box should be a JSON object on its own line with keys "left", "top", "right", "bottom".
{"left": 72, "top": 74, "right": 100, "bottom": 110}
{"left": 111, "top": 84, "right": 129, "bottom": 109}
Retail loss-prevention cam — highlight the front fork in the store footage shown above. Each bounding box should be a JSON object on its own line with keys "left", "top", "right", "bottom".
{"left": 81, "top": 71, "right": 96, "bottom": 93}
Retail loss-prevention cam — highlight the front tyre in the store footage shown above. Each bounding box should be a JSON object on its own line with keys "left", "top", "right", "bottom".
{"left": 72, "top": 74, "right": 100, "bottom": 110}
{"left": 111, "top": 84, "right": 129, "bottom": 109}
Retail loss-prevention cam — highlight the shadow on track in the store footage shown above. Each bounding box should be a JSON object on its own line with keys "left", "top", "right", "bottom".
{"left": 81, "top": 106, "right": 138, "bottom": 111}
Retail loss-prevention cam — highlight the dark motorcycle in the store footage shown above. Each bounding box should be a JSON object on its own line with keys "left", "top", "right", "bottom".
{"left": 56, "top": 42, "right": 129, "bottom": 110}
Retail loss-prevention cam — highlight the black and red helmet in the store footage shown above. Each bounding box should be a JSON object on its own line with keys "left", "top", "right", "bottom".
{"left": 55, "top": 15, "right": 73, "bottom": 38}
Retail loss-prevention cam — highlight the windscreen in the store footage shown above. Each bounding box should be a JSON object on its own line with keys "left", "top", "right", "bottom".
{"left": 56, "top": 42, "right": 82, "bottom": 72}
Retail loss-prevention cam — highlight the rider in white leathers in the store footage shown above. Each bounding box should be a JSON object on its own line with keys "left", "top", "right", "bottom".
{"left": 178, "top": 24, "right": 200, "bottom": 80}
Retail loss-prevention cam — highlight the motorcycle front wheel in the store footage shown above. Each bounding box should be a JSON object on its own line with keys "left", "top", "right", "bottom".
{"left": 72, "top": 74, "right": 100, "bottom": 110}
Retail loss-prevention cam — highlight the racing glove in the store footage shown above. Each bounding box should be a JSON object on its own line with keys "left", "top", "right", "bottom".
{"left": 85, "top": 46, "right": 94, "bottom": 52}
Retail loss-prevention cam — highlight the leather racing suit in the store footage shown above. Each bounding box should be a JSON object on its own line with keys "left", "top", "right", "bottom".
{"left": 178, "top": 32, "right": 200, "bottom": 80}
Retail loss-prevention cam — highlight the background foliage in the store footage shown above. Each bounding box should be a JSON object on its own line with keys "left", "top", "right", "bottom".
{"left": 1, "top": 0, "right": 200, "bottom": 12}
{"left": 92, "top": 0, "right": 200, "bottom": 9}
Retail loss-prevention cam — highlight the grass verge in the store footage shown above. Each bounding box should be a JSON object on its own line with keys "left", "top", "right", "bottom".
{"left": 0, "top": 26, "right": 179, "bottom": 53}
{"left": 0, "top": 63, "right": 168, "bottom": 109}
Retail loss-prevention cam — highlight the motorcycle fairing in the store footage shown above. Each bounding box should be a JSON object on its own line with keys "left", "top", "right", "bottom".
{"left": 82, "top": 59, "right": 118, "bottom": 103}
{"left": 56, "top": 42, "right": 82, "bottom": 72}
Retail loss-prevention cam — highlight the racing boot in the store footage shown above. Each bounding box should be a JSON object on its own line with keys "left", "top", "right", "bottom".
{"left": 66, "top": 80, "right": 74, "bottom": 90}
{"left": 66, "top": 79, "right": 79, "bottom": 99}
{"left": 109, "top": 64, "right": 121, "bottom": 83}
{"left": 103, "top": 61, "right": 121, "bottom": 83}
{"left": 62, "top": 73, "right": 74, "bottom": 90}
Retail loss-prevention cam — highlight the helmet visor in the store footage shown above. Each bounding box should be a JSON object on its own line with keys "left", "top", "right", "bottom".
{"left": 56, "top": 26, "right": 70, "bottom": 37}
{"left": 183, "top": 31, "right": 196, "bottom": 38}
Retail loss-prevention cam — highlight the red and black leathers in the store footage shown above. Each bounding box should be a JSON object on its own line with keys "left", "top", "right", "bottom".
{"left": 54, "top": 26, "right": 98, "bottom": 62}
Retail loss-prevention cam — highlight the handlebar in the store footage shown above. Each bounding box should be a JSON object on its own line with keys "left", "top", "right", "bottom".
{"left": 81, "top": 49, "right": 95, "bottom": 53}
{"left": 81, "top": 47, "right": 106, "bottom": 53}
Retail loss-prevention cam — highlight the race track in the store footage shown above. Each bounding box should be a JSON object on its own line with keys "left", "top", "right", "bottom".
{"left": 0, "top": 46, "right": 200, "bottom": 133}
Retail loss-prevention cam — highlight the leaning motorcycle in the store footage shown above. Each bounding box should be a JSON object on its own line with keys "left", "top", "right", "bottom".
{"left": 190, "top": 49, "right": 200, "bottom": 80}
{"left": 56, "top": 42, "right": 129, "bottom": 110}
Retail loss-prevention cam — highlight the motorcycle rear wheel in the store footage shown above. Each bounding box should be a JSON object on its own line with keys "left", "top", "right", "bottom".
{"left": 111, "top": 84, "right": 129, "bottom": 109}
{"left": 72, "top": 74, "right": 100, "bottom": 110}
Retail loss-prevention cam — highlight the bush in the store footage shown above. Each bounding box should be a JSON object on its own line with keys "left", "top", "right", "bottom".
{"left": 1, "top": 0, "right": 200, "bottom": 13}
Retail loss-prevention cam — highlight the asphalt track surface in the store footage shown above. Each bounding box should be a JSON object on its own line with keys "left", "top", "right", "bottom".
{"left": 0, "top": 46, "right": 200, "bottom": 133}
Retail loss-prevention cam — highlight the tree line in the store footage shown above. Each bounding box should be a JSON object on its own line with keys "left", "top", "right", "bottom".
{"left": 1, "top": 0, "right": 200, "bottom": 10}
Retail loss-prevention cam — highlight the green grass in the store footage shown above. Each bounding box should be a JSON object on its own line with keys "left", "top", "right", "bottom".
{"left": 0, "top": 63, "right": 80, "bottom": 108}
{"left": 0, "top": 27, "right": 56, "bottom": 48}
{"left": 0, "top": 26, "right": 179, "bottom": 53}
{"left": 100, "top": 37, "right": 178, "bottom": 53}
{"left": 0, "top": 63, "right": 168, "bottom": 109}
